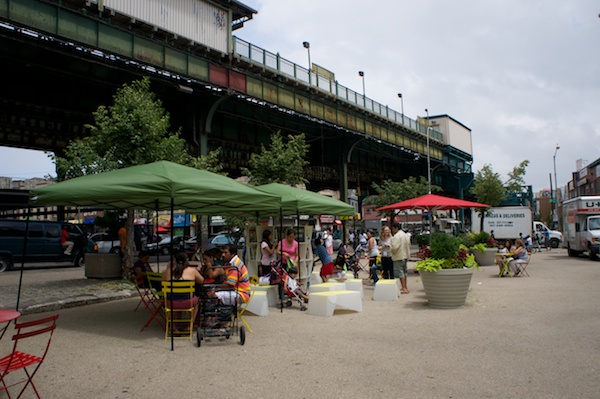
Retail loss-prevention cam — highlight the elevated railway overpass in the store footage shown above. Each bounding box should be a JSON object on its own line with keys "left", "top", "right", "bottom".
{"left": 0, "top": 0, "right": 474, "bottom": 204}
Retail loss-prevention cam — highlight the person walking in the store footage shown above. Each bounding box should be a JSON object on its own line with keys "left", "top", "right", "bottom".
{"left": 390, "top": 223, "right": 411, "bottom": 294}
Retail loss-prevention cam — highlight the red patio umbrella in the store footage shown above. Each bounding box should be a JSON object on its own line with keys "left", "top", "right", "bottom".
{"left": 378, "top": 193, "right": 489, "bottom": 212}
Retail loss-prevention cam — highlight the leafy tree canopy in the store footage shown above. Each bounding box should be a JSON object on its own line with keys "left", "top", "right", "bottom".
{"left": 52, "top": 77, "right": 221, "bottom": 271}
{"left": 470, "top": 164, "right": 506, "bottom": 208}
{"left": 505, "top": 160, "right": 530, "bottom": 195}
{"left": 240, "top": 131, "right": 309, "bottom": 186}
{"left": 54, "top": 77, "right": 191, "bottom": 178}
{"left": 363, "top": 176, "right": 441, "bottom": 212}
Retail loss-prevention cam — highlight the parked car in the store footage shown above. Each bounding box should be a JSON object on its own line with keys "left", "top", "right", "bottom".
{"left": 89, "top": 233, "right": 120, "bottom": 254}
{"left": 0, "top": 220, "right": 95, "bottom": 272}
{"left": 145, "top": 236, "right": 186, "bottom": 255}
{"left": 183, "top": 236, "right": 197, "bottom": 250}
{"left": 207, "top": 234, "right": 236, "bottom": 250}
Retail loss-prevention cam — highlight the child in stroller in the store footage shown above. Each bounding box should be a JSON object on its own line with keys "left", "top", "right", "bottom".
{"left": 283, "top": 267, "right": 308, "bottom": 310}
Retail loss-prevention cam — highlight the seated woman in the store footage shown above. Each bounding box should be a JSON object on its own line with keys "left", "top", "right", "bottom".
{"left": 162, "top": 252, "right": 204, "bottom": 330}
{"left": 495, "top": 242, "right": 509, "bottom": 276}
{"left": 508, "top": 239, "right": 529, "bottom": 276}
{"left": 131, "top": 250, "right": 153, "bottom": 279}
{"left": 200, "top": 248, "right": 225, "bottom": 284}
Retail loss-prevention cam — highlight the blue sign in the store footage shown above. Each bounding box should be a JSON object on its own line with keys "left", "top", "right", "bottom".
{"left": 172, "top": 214, "right": 191, "bottom": 227}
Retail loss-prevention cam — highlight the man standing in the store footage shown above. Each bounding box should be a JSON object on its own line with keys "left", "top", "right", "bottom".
{"left": 390, "top": 223, "right": 411, "bottom": 294}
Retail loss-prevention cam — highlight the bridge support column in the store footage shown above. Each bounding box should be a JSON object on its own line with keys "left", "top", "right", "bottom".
{"left": 202, "top": 94, "right": 230, "bottom": 155}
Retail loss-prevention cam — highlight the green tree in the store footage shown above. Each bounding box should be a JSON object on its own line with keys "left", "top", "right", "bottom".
{"left": 363, "top": 176, "right": 441, "bottom": 225}
{"left": 240, "top": 131, "right": 309, "bottom": 186}
{"left": 55, "top": 77, "right": 190, "bottom": 178}
{"left": 53, "top": 77, "right": 208, "bottom": 272}
{"left": 505, "top": 160, "right": 530, "bottom": 196}
{"left": 190, "top": 148, "right": 224, "bottom": 174}
{"left": 470, "top": 164, "right": 506, "bottom": 232}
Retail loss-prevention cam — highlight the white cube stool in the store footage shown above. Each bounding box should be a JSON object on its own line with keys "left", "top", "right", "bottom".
{"left": 251, "top": 285, "right": 278, "bottom": 307}
{"left": 308, "top": 272, "right": 323, "bottom": 286}
{"left": 307, "top": 291, "right": 337, "bottom": 317}
{"left": 245, "top": 291, "right": 269, "bottom": 316}
{"left": 309, "top": 282, "right": 346, "bottom": 293}
{"left": 308, "top": 290, "right": 362, "bottom": 317}
{"left": 342, "top": 278, "right": 364, "bottom": 298}
{"left": 373, "top": 279, "right": 399, "bottom": 301}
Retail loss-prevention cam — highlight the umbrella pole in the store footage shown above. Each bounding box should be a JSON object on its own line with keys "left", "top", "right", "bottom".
{"left": 279, "top": 207, "right": 284, "bottom": 313}
{"left": 154, "top": 200, "right": 159, "bottom": 272}
{"left": 15, "top": 209, "right": 30, "bottom": 312}
{"left": 170, "top": 197, "right": 174, "bottom": 351}
{"left": 296, "top": 210, "right": 301, "bottom": 282}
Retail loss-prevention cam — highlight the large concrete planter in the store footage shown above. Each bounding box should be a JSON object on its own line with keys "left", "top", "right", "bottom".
{"left": 472, "top": 247, "right": 497, "bottom": 266}
{"left": 420, "top": 267, "right": 474, "bottom": 309}
{"left": 85, "top": 253, "right": 122, "bottom": 279}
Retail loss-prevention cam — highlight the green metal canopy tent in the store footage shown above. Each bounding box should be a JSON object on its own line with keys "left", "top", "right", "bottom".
{"left": 31, "top": 161, "right": 281, "bottom": 213}
{"left": 254, "top": 183, "right": 354, "bottom": 216}
{"left": 29, "top": 161, "right": 282, "bottom": 350}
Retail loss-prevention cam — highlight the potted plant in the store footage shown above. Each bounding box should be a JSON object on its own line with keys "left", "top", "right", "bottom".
{"left": 463, "top": 232, "right": 497, "bottom": 266}
{"left": 416, "top": 232, "right": 479, "bottom": 309}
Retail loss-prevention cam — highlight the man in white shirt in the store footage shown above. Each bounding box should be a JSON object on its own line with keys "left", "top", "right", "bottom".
{"left": 390, "top": 222, "right": 411, "bottom": 294}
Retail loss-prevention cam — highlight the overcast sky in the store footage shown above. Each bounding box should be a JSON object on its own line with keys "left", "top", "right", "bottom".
{"left": 1, "top": 0, "right": 599, "bottom": 193}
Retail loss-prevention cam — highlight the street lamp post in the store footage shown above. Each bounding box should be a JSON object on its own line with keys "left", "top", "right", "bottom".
{"left": 397, "top": 93, "right": 404, "bottom": 125}
{"left": 358, "top": 71, "right": 365, "bottom": 106}
{"left": 425, "top": 108, "right": 432, "bottom": 194}
{"left": 553, "top": 143, "right": 560, "bottom": 227}
{"left": 302, "top": 41, "right": 311, "bottom": 86}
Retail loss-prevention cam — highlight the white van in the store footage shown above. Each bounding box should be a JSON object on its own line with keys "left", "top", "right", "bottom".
{"left": 533, "top": 221, "right": 562, "bottom": 248}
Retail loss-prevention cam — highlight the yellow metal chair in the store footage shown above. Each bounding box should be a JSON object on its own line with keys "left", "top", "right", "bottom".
{"left": 161, "top": 281, "right": 196, "bottom": 342}
{"left": 237, "top": 290, "right": 254, "bottom": 333}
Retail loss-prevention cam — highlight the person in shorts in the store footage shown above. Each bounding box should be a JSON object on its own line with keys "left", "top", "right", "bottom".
{"left": 390, "top": 223, "right": 411, "bottom": 294}
{"left": 314, "top": 238, "right": 334, "bottom": 282}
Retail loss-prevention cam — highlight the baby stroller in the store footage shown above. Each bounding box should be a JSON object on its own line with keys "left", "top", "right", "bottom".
{"left": 346, "top": 244, "right": 368, "bottom": 278}
{"left": 271, "top": 261, "right": 307, "bottom": 311}
{"left": 282, "top": 272, "right": 308, "bottom": 311}
{"left": 333, "top": 250, "right": 354, "bottom": 278}
{"left": 195, "top": 282, "right": 246, "bottom": 347}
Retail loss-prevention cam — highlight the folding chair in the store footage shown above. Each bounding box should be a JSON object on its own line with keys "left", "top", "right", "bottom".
{"left": 0, "top": 314, "right": 59, "bottom": 399}
{"left": 141, "top": 272, "right": 165, "bottom": 332}
{"left": 514, "top": 259, "right": 530, "bottom": 277}
{"left": 237, "top": 290, "right": 254, "bottom": 333}
{"left": 132, "top": 273, "right": 152, "bottom": 312}
{"left": 162, "top": 281, "right": 196, "bottom": 342}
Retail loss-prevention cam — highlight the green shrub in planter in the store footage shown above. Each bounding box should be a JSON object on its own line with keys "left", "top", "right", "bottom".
{"left": 416, "top": 233, "right": 430, "bottom": 247}
{"left": 416, "top": 232, "right": 479, "bottom": 273}
{"left": 430, "top": 232, "right": 460, "bottom": 259}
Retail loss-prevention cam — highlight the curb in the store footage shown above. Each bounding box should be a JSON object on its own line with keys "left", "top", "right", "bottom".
{"left": 20, "top": 291, "right": 135, "bottom": 315}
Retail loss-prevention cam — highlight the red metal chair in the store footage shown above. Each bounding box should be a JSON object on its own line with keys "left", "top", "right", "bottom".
{"left": 141, "top": 272, "right": 165, "bottom": 332}
{"left": 132, "top": 273, "right": 153, "bottom": 312}
{"left": 0, "top": 314, "right": 59, "bottom": 399}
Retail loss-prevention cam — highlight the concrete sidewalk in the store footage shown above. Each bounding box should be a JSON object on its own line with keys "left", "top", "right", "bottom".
{"left": 1, "top": 248, "right": 599, "bottom": 398}
{"left": 0, "top": 266, "right": 136, "bottom": 314}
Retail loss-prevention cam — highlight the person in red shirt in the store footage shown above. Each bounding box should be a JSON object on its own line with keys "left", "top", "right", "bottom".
{"left": 61, "top": 226, "right": 74, "bottom": 256}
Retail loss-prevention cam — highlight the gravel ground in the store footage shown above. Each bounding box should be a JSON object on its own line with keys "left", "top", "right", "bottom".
{"left": 1, "top": 248, "right": 599, "bottom": 399}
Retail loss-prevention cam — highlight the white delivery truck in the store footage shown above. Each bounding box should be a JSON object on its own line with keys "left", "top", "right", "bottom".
{"left": 471, "top": 206, "right": 562, "bottom": 247}
{"left": 562, "top": 196, "right": 600, "bottom": 260}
